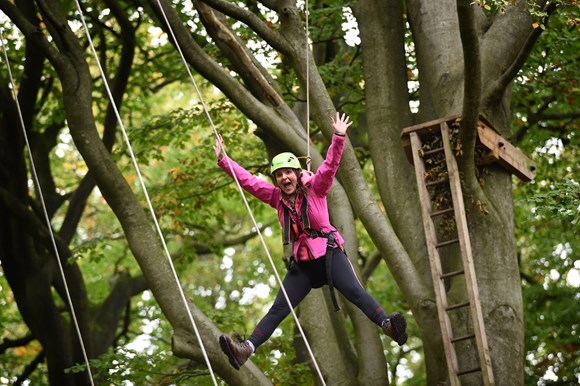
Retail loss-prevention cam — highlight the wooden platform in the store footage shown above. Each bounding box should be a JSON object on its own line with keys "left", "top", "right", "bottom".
{"left": 401, "top": 115, "right": 536, "bottom": 182}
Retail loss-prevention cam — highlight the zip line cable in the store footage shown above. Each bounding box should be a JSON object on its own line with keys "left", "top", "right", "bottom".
{"left": 153, "top": 0, "right": 327, "bottom": 383}
{"left": 0, "top": 27, "right": 96, "bottom": 386}
{"left": 69, "top": 1, "right": 219, "bottom": 384}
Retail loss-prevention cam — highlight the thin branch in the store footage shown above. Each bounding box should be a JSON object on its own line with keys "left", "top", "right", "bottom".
{"left": 390, "top": 344, "right": 422, "bottom": 385}
{"left": 520, "top": 271, "right": 539, "bottom": 285}
{"left": 94, "top": 273, "right": 148, "bottom": 353}
{"left": 361, "top": 251, "right": 382, "bottom": 285}
{"left": 531, "top": 111, "right": 580, "bottom": 122}
{"left": 113, "top": 302, "right": 132, "bottom": 347}
{"left": 0, "top": 335, "right": 36, "bottom": 353}
{"left": 14, "top": 351, "right": 45, "bottom": 386}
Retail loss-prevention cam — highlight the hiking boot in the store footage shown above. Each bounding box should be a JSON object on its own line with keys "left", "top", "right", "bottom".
{"left": 382, "top": 312, "right": 408, "bottom": 346}
{"left": 219, "top": 334, "right": 253, "bottom": 370}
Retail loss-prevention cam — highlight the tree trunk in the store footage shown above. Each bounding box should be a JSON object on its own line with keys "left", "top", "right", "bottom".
{"left": 1, "top": 0, "right": 546, "bottom": 384}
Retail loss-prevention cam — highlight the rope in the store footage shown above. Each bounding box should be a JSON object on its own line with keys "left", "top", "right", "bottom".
{"left": 153, "top": 1, "right": 327, "bottom": 384}
{"left": 69, "top": 2, "right": 219, "bottom": 384}
{"left": 0, "top": 27, "right": 96, "bottom": 386}
{"left": 305, "top": 0, "right": 311, "bottom": 172}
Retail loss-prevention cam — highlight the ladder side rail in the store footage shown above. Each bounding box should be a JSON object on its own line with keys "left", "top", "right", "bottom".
{"left": 440, "top": 123, "right": 496, "bottom": 386}
{"left": 410, "top": 132, "right": 460, "bottom": 386}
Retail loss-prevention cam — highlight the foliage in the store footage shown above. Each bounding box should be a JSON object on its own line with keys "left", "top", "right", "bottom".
{"left": 526, "top": 177, "right": 579, "bottom": 225}
{"left": 512, "top": 16, "right": 579, "bottom": 380}
{"left": 0, "top": 273, "right": 44, "bottom": 385}
{"left": 1, "top": 0, "right": 579, "bottom": 385}
{"left": 523, "top": 284, "right": 579, "bottom": 385}
{"left": 513, "top": 130, "right": 579, "bottom": 384}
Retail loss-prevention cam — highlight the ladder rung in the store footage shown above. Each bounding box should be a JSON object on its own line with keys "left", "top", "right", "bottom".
{"left": 451, "top": 333, "right": 475, "bottom": 343}
{"left": 446, "top": 301, "right": 470, "bottom": 311}
{"left": 423, "top": 147, "right": 444, "bottom": 156}
{"left": 431, "top": 207, "right": 454, "bottom": 217}
{"left": 457, "top": 366, "right": 482, "bottom": 376}
{"left": 436, "top": 238, "right": 459, "bottom": 248}
{"left": 441, "top": 269, "right": 464, "bottom": 280}
{"left": 426, "top": 178, "right": 448, "bottom": 187}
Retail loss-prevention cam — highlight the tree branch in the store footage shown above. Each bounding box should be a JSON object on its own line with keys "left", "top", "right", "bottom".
{"left": 457, "top": 0, "right": 482, "bottom": 193}
{"left": 361, "top": 251, "right": 382, "bottom": 285}
{"left": 482, "top": 2, "right": 558, "bottom": 107}
{"left": 101, "top": 0, "right": 136, "bottom": 150}
{"left": 198, "top": 0, "right": 292, "bottom": 55}
{"left": 93, "top": 272, "right": 148, "bottom": 354}
{"left": 61, "top": 0, "right": 137, "bottom": 243}
{"left": 531, "top": 110, "right": 580, "bottom": 123}
{"left": 0, "top": 0, "right": 64, "bottom": 67}
{"left": 194, "top": 0, "right": 284, "bottom": 106}
{"left": 146, "top": 0, "right": 292, "bottom": 132}
{"left": 14, "top": 351, "right": 45, "bottom": 386}
{"left": 0, "top": 186, "right": 72, "bottom": 262}
{"left": 59, "top": 173, "right": 96, "bottom": 244}
{"left": 0, "top": 335, "right": 36, "bottom": 353}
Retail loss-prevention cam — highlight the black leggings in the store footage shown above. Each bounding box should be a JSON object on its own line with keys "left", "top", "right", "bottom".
{"left": 248, "top": 248, "right": 388, "bottom": 349}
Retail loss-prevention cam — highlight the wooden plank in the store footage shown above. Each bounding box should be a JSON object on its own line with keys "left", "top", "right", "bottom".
{"left": 401, "top": 114, "right": 461, "bottom": 163}
{"left": 441, "top": 123, "right": 496, "bottom": 386}
{"left": 401, "top": 114, "right": 461, "bottom": 136}
{"left": 409, "top": 132, "right": 460, "bottom": 386}
{"left": 476, "top": 121, "right": 536, "bottom": 182}
{"left": 476, "top": 121, "right": 500, "bottom": 163}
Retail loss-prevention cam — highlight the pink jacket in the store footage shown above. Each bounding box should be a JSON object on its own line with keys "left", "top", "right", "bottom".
{"left": 218, "top": 134, "right": 346, "bottom": 260}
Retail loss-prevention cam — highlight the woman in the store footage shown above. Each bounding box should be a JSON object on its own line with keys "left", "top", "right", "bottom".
{"left": 215, "top": 112, "right": 407, "bottom": 370}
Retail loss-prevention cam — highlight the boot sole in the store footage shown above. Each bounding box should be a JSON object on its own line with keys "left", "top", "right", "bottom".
{"left": 219, "top": 334, "right": 241, "bottom": 370}
{"left": 389, "top": 313, "right": 408, "bottom": 346}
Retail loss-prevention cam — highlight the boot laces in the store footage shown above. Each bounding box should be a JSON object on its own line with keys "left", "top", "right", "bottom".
{"left": 233, "top": 334, "right": 249, "bottom": 348}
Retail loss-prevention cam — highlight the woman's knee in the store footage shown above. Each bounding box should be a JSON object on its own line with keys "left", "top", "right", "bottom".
{"left": 338, "top": 284, "right": 367, "bottom": 303}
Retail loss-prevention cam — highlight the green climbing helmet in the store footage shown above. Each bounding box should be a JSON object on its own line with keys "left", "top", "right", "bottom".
{"left": 270, "top": 152, "right": 301, "bottom": 174}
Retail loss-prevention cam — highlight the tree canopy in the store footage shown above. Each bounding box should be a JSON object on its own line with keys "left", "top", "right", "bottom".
{"left": 0, "top": 0, "right": 578, "bottom": 385}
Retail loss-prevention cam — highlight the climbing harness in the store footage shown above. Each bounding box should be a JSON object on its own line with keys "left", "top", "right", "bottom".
{"left": 282, "top": 196, "right": 342, "bottom": 311}
{"left": 0, "top": 28, "right": 96, "bottom": 386}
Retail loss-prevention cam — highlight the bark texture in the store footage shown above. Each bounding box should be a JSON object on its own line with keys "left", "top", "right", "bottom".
{"left": 0, "top": 0, "right": 544, "bottom": 384}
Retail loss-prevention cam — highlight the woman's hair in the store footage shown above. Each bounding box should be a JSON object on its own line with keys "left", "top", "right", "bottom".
{"left": 294, "top": 169, "right": 310, "bottom": 196}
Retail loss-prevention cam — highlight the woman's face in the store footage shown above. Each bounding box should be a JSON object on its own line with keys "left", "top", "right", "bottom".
{"left": 274, "top": 168, "right": 298, "bottom": 196}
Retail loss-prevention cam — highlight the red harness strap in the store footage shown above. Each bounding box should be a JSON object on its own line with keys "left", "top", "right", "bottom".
{"left": 281, "top": 196, "right": 341, "bottom": 311}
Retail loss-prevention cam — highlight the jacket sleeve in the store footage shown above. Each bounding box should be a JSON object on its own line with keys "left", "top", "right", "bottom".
{"left": 217, "top": 156, "right": 279, "bottom": 207}
{"left": 309, "top": 134, "right": 346, "bottom": 196}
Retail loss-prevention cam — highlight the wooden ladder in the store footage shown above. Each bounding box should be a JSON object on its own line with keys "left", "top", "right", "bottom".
{"left": 409, "top": 122, "right": 495, "bottom": 386}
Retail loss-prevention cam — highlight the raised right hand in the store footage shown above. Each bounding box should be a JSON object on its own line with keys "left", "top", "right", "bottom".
{"left": 214, "top": 133, "right": 225, "bottom": 160}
